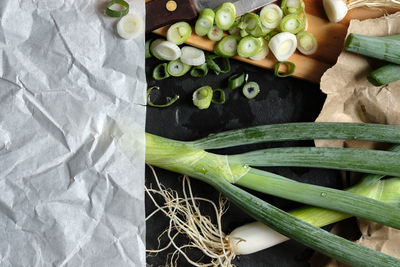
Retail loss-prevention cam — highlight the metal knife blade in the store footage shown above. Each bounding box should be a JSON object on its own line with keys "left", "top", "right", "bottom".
{"left": 194, "top": 0, "right": 275, "bottom": 16}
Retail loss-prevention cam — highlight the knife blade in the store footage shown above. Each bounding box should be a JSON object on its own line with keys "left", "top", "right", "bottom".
{"left": 146, "top": 0, "right": 274, "bottom": 33}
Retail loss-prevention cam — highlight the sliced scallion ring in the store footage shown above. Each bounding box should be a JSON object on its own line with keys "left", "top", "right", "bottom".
{"left": 190, "top": 63, "right": 208, "bottom": 77}
{"left": 207, "top": 25, "right": 224, "bottom": 41}
{"left": 238, "top": 36, "right": 262, "bottom": 58}
{"left": 167, "top": 21, "right": 192, "bottom": 45}
{"left": 215, "top": 2, "right": 236, "bottom": 30}
{"left": 195, "top": 8, "right": 215, "bottom": 36}
{"left": 145, "top": 39, "right": 152, "bottom": 59}
{"left": 180, "top": 46, "right": 205, "bottom": 66}
{"left": 274, "top": 61, "right": 296, "bottom": 77}
{"left": 228, "top": 73, "right": 247, "bottom": 90}
{"left": 242, "top": 13, "right": 261, "bottom": 31}
{"left": 147, "top": 86, "right": 179, "bottom": 108}
{"left": 259, "top": 4, "right": 283, "bottom": 29}
{"left": 150, "top": 39, "right": 166, "bottom": 60}
{"left": 212, "top": 89, "right": 226, "bottom": 104}
{"left": 296, "top": 31, "right": 318, "bottom": 55}
{"left": 206, "top": 55, "right": 231, "bottom": 75}
{"left": 153, "top": 40, "right": 182, "bottom": 61}
{"left": 281, "top": 0, "right": 304, "bottom": 15}
{"left": 106, "top": 0, "right": 129, "bottom": 18}
{"left": 264, "top": 30, "right": 279, "bottom": 42}
{"left": 193, "top": 86, "right": 213, "bottom": 110}
{"left": 242, "top": 82, "right": 260, "bottom": 99}
{"left": 269, "top": 32, "right": 297, "bottom": 61}
{"left": 240, "top": 29, "right": 250, "bottom": 38}
{"left": 279, "top": 14, "right": 305, "bottom": 34}
{"left": 167, "top": 59, "right": 191, "bottom": 77}
{"left": 117, "top": 13, "right": 144, "bottom": 40}
{"left": 153, "top": 63, "right": 170, "bottom": 80}
{"left": 214, "top": 35, "right": 240, "bottom": 57}
{"left": 250, "top": 39, "right": 269, "bottom": 61}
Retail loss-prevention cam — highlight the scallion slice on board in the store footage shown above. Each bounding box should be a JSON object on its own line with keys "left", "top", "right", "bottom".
{"left": 190, "top": 63, "right": 208, "bottom": 77}
{"left": 117, "top": 13, "right": 144, "bottom": 40}
{"left": 242, "top": 13, "right": 261, "bottom": 32}
{"left": 279, "top": 14, "right": 305, "bottom": 34}
{"left": 193, "top": 86, "right": 213, "bottom": 109}
{"left": 106, "top": 0, "right": 129, "bottom": 17}
{"left": 296, "top": 31, "right": 318, "bottom": 55}
{"left": 195, "top": 8, "right": 215, "bottom": 36}
{"left": 212, "top": 89, "right": 226, "bottom": 104}
{"left": 281, "top": 0, "right": 305, "bottom": 15}
{"left": 167, "top": 21, "right": 192, "bottom": 45}
{"left": 206, "top": 55, "right": 231, "bottom": 74}
{"left": 274, "top": 61, "right": 296, "bottom": 77}
{"left": 152, "top": 63, "right": 170, "bottom": 80}
{"left": 259, "top": 4, "right": 283, "bottom": 29}
{"left": 238, "top": 36, "right": 262, "bottom": 58}
{"left": 215, "top": 2, "right": 236, "bottom": 30}
{"left": 269, "top": 32, "right": 297, "bottom": 61}
{"left": 250, "top": 38, "right": 269, "bottom": 61}
{"left": 242, "top": 82, "right": 260, "bottom": 99}
{"left": 228, "top": 73, "right": 247, "bottom": 90}
{"left": 207, "top": 25, "right": 224, "bottom": 41}
{"left": 180, "top": 46, "right": 206, "bottom": 66}
{"left": 153, "top": 40, "right": 181, "bottom": 61}
{"left": 147, "top": 86, "right": 179, "bottom": 108}
{"left": 367, "top": 64, "right": 400, "bottom": 87}
{"left": 214, "top": 35, "right": 240, "bottom": 57}
{"left": 167, "top": 59, "right": 191, "bottom": 77}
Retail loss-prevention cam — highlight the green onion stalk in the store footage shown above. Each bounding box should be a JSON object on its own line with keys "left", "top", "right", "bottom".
{"left": 141, "top": 122, "right": 400, "bottom": 266}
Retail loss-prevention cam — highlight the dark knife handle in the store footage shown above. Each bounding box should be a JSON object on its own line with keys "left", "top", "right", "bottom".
{"left": 146, "top": 0, "right": 198, "bottom": 33}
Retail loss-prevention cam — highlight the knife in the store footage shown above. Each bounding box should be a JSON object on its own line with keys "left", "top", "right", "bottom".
{"left": 146, "top": 0, "right": 275, "bottom": 33}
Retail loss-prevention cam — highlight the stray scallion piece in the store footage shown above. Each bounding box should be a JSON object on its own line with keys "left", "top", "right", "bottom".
{"left": 206, "top": 55, "right": 231, "bottom": 75}
{"left": 147, "top": 86, "right": 179, "bottom": 108}
{"left": 167, "top": 21, "right": 192, "bottom": 45}
{"left": 152, "top": 40, "right": 182, "bottom": 61}
{"left": 195, "top": 8, "right": 215, "bottom": 36}
{"left": 214, "top": 35, "right": 240, "bottom": 57}
{"left": 180, "top": 46, "right": 206, "bottom": 66}
{"left": 212, "top": 89, "right": 226, "bottom": 104}
{"left": 279, "top": 13, "right": 305, "bottom": 34}
{"left": 193, "top": 86, "right": 213, "bottom": 109}
{"left": 207, "top": 25, "right": 224, "bottom": 41}
{"left": 145, "top": 39, "right": 152, "bottom": 59}
{"left": 215, "top": 2, "right": 236, "bottom": 30}
{"left": 106, "top": 0, "right": 129, "bottom": 17}
{"left": 228, "top": 73, "right": 247, "bottom": 90}
{"left": 367, "top": 64, "right": 400, "bottom": 87}
{"left": 296, "top": 31, "right": 318, "bottom": 55}
{"left": 190, "top": 63, "right": 209, "bottom": 77}
{"left": 153, "top": 63, "right": 170, "bottom": 80}
{"left": 167, "top": 59, "right": 191, "bottom": 77}
{"left": 274, "top": 61, "right": 296, "bottom": 77}
{"left": 242, "top": 82, "right": 260, "bottom": 99}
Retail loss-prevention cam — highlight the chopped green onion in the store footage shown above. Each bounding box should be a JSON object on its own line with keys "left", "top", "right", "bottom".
{"left": 180, "top": 46, "right": 206, "bottom": 66}
{"left": 207, "top": 25, "right": 224, "bottom": 41}
{"left": 274, "top": 61, "right": 296, "bottom": 77}
{"left": 206, "top": 55, "right": 231, "bottom": 75}
{"left": 150, "top": 39, "right": 166, "bottom": 60}
{"left": 323, "top": 0, "right": 349, "bottom": 23}
{"left": 190, "top": 63, "right": 209, "bottom": 77}
{"left": 242, "top": 82, "right": 260, "bottom": 99}
{"left": 228, "top": 26, "right": 241, "bottom": 35}
{"left": 269, "top": 32, "right": 297, "bottom": 61}
{"left": 145, "top": 39, "right": 152, "bottom": 59}
{"left": 367, "top": 64, "right": 400, "bottom": 87}
{"left": 259, "top": 4, "right": 283, "bottom": 29}
{"left": 238, "top": 36, "right": 262, "bottom": 58}
{"left": 212, "top": 89, "right": 226, "bottom": 104}
{"left": 152, "top": 63, "right": 170, "bottom": 80}
{"left": 228, "top": 72, "right": 247, "bottom": 90}
{"left": 280, "top": 14, "right": 305, "bottom": 34}
{"left": 117, "top": 14, "right": 144, "bottom": 40}
{"left": 296, "top": 31, "right": 318, "bottom": 55}
{"left": 264, "top": 30, "right": 279, "bottom": 42}
{"left": 215, "top": 2, "right": 236, "bottom": 30}
{"left": 167, "top": 59, "right": 191, "bottom": 77}
{"left": 214, "top": 35, "right": 240, "bottom": 57}
{"left": 147, "top": 86, "right": 179, "bottom": 108}
{"left": 250, "top": 38, "right": 269, "bottom": 61}
{"left": 195, "top": 8, "right": 215, "bottom": 36}
{"left": 193, "top": 86, "right": 213, "bottom": 109}
{"left": 152, "top": 40, "right": 182, "bottom": 61}
{"left": 167, "top": 21, "right": 192, "bottom": 45}
{"left": 106, "top": 0, "right": 129, "bottom": 18}
{"left": 240, "top": 29, "right": 249, "bottom": 37}
{"left": 247, "top": 24, "right": 268, "bottom": 38}
{"left": 344, "top": 33, "right": 400, "bottom": 65}
{"left": 281, "top": 0, "right": 305, "bottom": 15}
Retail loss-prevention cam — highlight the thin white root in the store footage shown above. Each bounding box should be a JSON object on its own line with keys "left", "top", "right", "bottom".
{"left": 145, "top": 165, "right": 236, "bottom": 267}
{"left": 346, "top": 0, "right": 400, "bottom": 9}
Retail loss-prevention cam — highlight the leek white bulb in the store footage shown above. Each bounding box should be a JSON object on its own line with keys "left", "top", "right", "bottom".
{"left": 323, "top": 0, "right": 348, "bottom": 23}
{"left": 268, "top": 32, "right": 297, "bottom": 61}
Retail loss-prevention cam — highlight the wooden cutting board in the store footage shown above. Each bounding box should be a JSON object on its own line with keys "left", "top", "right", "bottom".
{"left": 146, "top": 0, "right": 398, "bottom": 83}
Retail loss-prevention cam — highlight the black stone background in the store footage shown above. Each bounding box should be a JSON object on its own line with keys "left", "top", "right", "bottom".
{"left": 145, "top": 33, "right": 343, "bottom": 267}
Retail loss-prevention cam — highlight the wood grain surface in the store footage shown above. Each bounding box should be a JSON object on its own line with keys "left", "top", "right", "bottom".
{"left": 146, "top": 0, "right": 398, "bottom": 83}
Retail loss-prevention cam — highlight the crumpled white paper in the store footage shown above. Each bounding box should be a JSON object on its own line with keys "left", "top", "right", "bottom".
{"left": 0, "top": 0, "right": 146, "bottom": 266}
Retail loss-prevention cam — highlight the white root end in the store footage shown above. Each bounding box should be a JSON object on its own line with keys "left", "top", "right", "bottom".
{"left": 323, "top": 0, "right": 349, "bottom": 23}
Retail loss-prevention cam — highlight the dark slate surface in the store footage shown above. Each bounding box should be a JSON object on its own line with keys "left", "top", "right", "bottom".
{"left": 145, "top": 35, "right": 342, "bottom": 267}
